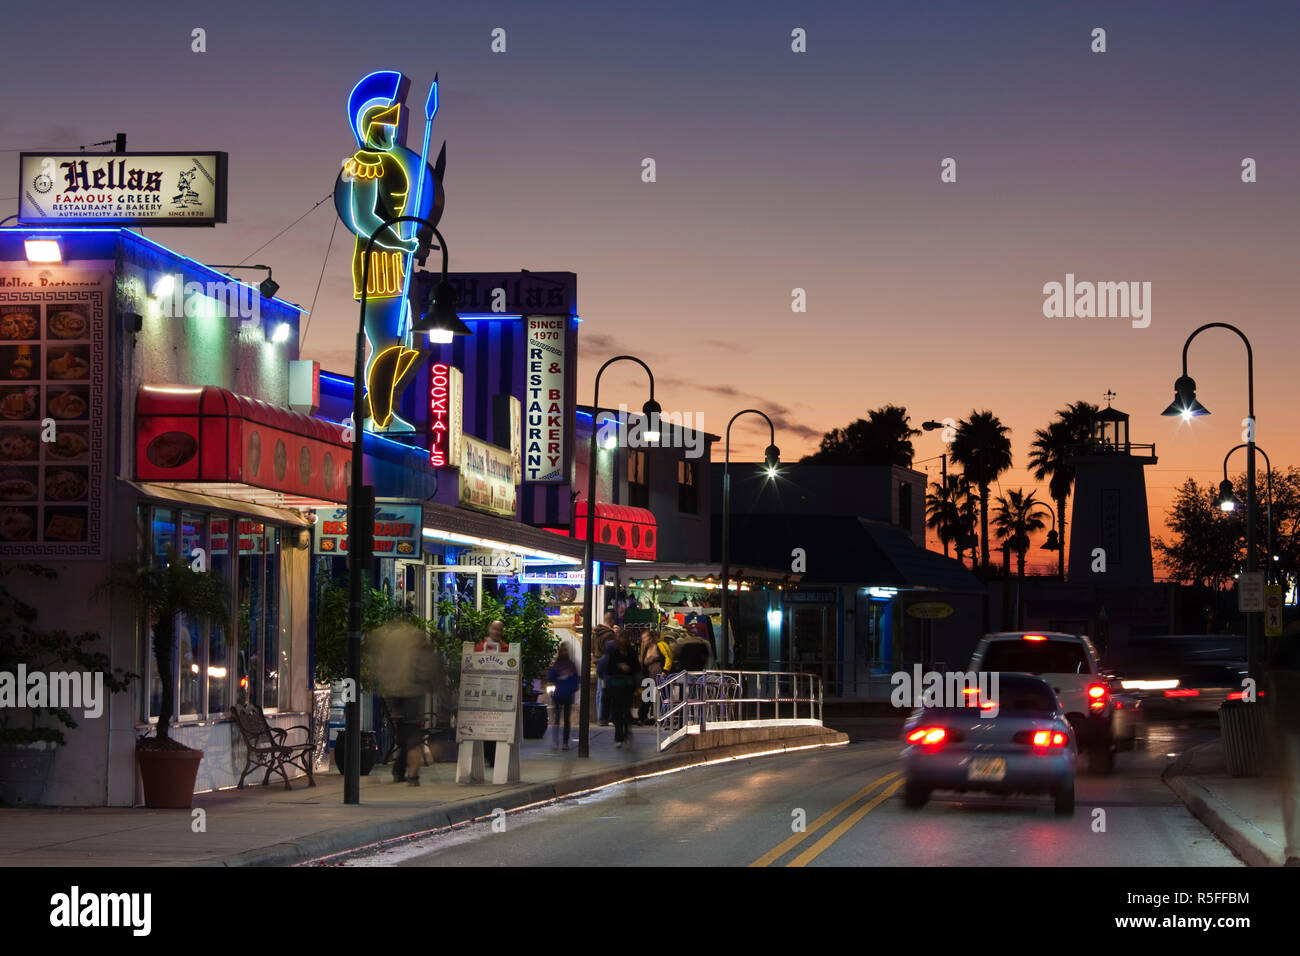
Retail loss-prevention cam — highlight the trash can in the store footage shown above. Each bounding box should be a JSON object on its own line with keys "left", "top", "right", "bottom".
{"left": 1219, "top": 699, "right": 1269, "bottom": 777}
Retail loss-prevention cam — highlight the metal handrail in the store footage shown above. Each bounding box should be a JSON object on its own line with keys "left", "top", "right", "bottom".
{"left": 653, "top": 669, "right": 825, "bottom": 752}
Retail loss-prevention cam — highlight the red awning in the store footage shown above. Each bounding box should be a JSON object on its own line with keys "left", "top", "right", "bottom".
{"left": 135, "top": 385, "right": 351, "bottom": 503}
{"left": 573, "top": 501, "right": 657, "bottom": 560}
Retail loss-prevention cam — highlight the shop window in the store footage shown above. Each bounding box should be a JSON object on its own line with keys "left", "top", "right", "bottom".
{"left": 627, "top": 449, "right": 649, "bottom": 508}
{"left": 208, "top": 518, "right": 231, "bottom": 715}
{"left": 678, "top": 458, "right": 698, "bottom": 514}
{"left": 261, "top": 528, "right": 285, "bottom": 712}
{"left": 145, "top": 507, "right": 176, "bottom": 723}
{"left": 236, "top": 521, "right": 267, "bottom": 708}
{"left": 178, "top": 511, "right": 204, "bottom": 718}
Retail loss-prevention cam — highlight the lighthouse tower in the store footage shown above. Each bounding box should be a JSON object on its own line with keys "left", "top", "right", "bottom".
{"left": 1066, "top": 396, "right": 1158, "bottom": 585}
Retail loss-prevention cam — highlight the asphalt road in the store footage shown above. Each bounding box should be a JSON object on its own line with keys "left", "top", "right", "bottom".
{"left": 338, "top": 719, "right": 1241, "bottom": 867}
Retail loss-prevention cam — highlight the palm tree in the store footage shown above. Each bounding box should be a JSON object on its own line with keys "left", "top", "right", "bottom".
{"left": 926, "top": 472, "right": 977, "bottom": 565}
{"left": 994, "top": 489, "right": 1049, "bottom": 577}
{"left": 949, "top": 410, "right": 1014, "bottom": 577}
{"left": 1027, "top": 401, "right": 1099, "bottom": 578}
{"left": 802, "top": 404, "right": 920, "bottom": 466}
{"left": 108, "top": 547, "right": 229, "bottom": 745}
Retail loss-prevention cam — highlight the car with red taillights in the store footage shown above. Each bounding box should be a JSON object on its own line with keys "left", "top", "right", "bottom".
{"left": 901, "top": 672, "right": 1077, "bottom": 815}
{"left": 969, "top": 631, "right": 1137, "bottom": 775}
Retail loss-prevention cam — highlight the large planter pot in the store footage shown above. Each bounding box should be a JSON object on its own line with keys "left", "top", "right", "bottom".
{"left": 0, "top": 744, "right": 55, "bottom": 806}
{"left": 137, "top": 748, "right": 204, "bottom": 809}
{"left": 522, "top": 702, "right": 549, "bottom": 740}
{"left": 332, "top": 730, "right": 378, "bottom": 776}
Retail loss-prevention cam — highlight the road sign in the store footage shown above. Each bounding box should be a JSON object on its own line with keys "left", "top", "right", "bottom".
{"left": 1265, "top": 584, "right": 1284, "bottom": 637}
{"left": 1237, "top": 571, "right": 1265, "bottom": 612}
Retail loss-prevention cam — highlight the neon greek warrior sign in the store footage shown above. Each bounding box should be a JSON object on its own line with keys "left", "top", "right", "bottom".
{"left": 333, "top": 70, "right": 445, "bottom": 432}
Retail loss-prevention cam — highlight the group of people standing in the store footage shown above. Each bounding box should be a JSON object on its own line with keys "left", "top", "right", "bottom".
{"left": 545, "top": 612, "right": 679, "bottom": 750}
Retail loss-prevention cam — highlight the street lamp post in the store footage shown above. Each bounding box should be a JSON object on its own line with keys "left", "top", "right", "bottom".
{"left": 1161, "top": 322, "right": 1260, "bottom": 684}
{"left": 1034, "top": 500, "right": 1061, "bottom": 560}
{"left": 345, "top": 214, "right": 468, "bottom": 805}
{"left": 1219, "top": 443, "right": 1276, "bottom": 583}
{"left": 578, "top": 357, "right": 660, "bottom": 758}
{"left": 719, "top": 411, "right": 780, "bottom": 669}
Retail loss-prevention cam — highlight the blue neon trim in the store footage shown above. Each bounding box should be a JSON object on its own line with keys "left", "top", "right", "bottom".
{"left": 457, "top": 313, "right": 580, "bottom": 322}
{"left": 0, "top": 227, "right": 307, "bottom": 314}
{"left": 314, "top": 416, "right": 429, "bottom": 457}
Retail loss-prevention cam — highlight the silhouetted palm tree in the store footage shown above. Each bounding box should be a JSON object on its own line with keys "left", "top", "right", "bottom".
{"left": 993, "top": 489, "right": 1049, "bottom": 578}
{"left": 802, "top": 404, "right": 920, "bottom": 466}
{"left": 949, "top": 410, "right": 1014, "bottom": 577}
{"left": 926, "top": 473, "right": 977, "bottom": 565}
{"left": 1027, "top": 401, "right": 1099, "bottom": 578}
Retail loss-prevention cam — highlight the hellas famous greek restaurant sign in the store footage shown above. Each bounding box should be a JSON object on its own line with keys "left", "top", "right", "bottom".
{"left": 18, "top": 153, "right": 228, "bottom": 226}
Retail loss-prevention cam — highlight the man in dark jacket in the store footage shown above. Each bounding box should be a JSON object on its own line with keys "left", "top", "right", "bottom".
{"left": 605, "top": 630, "right": 642, "bottom": 746}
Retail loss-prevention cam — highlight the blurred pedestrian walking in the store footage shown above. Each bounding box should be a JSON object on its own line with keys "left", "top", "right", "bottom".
{"left": 547, "top": 645, "right": 579, "bottom": 750}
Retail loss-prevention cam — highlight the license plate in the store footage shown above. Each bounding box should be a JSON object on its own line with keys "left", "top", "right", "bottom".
{"left": 968, "top": 757, "right": 1006, "bottom": 782}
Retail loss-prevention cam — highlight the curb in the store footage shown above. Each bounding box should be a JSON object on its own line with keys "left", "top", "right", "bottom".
{"left": 215, "top": 731, "right": 849, "bottom": 867}
{"left": 1164, "top": 744, "right": 1284, "bottom": 868}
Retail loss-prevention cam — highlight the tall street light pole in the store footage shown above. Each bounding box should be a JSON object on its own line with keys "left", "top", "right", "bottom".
{"left": 346, "top": 214, "right": 469, "bottom": 804}
{"left": 719, "top": 411, "right": 780, "bottom": 669}
{"left": 1161, "top": 322, "right": 1259, "bottom": 684}
{"left": 1219, "top": 443, "right": 1276, "bottom": 583}
{"left": 579, "top": 357, "right": 660, "bottom": 758}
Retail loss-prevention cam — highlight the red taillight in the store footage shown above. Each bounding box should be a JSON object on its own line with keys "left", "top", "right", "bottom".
{"left": 1165, "top": 688, "right": 1200, "bottom": 698}
{"left": 1023, "top": 634, "right": 1047, "bottom": 641}
{"left": 1016, "top": 729, "right": 1069, "bottom": 748}
{"left": 1087, "top": 683, "right": 1108, "bottom": 711}
{"left": 907, "top": 727, "right": 948, "bottom": 745}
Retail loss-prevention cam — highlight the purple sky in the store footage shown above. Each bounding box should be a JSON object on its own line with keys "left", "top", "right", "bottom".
{"left": 4, "top": 0, "right": 1298, "bottom": 572}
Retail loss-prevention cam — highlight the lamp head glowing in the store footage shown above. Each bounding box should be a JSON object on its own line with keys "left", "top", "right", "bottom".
{"left": 24, "top": 238, "right": 62, "bottom": 263}
{"left": 764, "top": 444, "right": 781, "bottom": 474}
{"left": 1161, "top": 375, "right": 1209, "bottom": 419}
{"left": 641, "top": 398, "right": 661, "bottom": 442}
{"left": 269, "top": 321, "right": 292, "bottom": 345}
{"left": 413, "top": 279, "right": 472, "bottom": 342}
{"left": 152, "top": 274, "right": 175, "bottom": 299}
{"left": 1217, "top": 479, "right": 1240, "bottom": 512}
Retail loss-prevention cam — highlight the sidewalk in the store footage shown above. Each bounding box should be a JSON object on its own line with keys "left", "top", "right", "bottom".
{"left": 0, "top": 722, "right": 846, "bottom": 867}
{"left": 1165, "top": 739, "right": 1293, "bottom": 867}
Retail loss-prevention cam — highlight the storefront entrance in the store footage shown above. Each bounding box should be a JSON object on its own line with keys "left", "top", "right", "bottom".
{"left": 786, "top": 602, "right": 837, "bottom": 694}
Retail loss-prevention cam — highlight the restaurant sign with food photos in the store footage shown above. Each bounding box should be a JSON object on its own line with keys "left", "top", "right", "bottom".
{"left": 0, "top": 261, "right": 107, "bottom": 557}
{"left": 312, "top": 502, "right": 421, "bottom": 557}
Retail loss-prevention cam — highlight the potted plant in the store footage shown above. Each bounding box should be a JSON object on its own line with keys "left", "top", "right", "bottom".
{"left": 314, "top": 580, "right": 430, "bottom": 774}
{"left": 437, "top": 592, "right": 559, "bottom": 741}
{"left": 107, "top": 547, "right": 228, "bottom": 809}
{"left": 0, "top": 564, "right": 135, "bottom": 805}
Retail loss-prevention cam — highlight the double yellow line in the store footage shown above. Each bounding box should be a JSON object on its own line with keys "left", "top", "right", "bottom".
{"left": 749, "top": 769, "right": 904, "bottom": 867}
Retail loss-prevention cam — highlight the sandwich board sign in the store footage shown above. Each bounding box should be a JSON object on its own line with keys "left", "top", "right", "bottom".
{"left": 455, "top": 640, "right": 522, "bottom": 783}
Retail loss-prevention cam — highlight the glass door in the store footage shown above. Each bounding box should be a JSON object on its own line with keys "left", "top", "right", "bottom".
{"left": 427, "top": 565, "right": 483, "bottom": 633}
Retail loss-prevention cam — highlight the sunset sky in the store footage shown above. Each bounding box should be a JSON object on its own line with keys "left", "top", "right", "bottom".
{"left": 4, "top": 0, "right": 1297, "bottom": 574}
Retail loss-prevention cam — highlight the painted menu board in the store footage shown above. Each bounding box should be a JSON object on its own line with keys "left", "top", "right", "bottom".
{"left": 0, "top": 262, "right": 109, "bottom": 557}
{"left": 456, "top": 641, "right": 520, "bottom": 743}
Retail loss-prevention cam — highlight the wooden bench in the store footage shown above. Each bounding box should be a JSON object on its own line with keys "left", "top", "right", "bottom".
{"left": 230, "top": 702, "right": 316, "bottom": 790}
